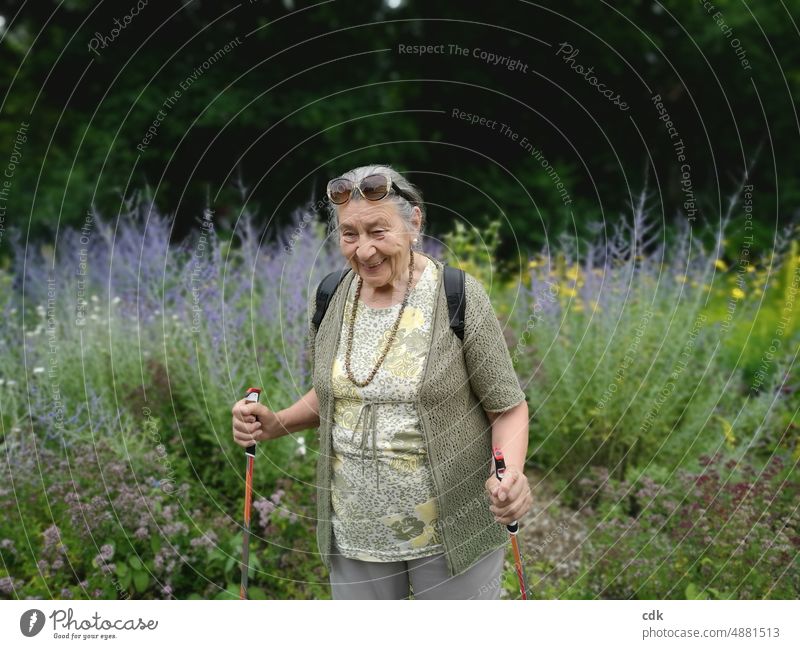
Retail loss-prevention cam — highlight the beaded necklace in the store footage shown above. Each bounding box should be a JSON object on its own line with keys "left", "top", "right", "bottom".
{"left": 345, "top": 248, "right": 415, "bottom": 388}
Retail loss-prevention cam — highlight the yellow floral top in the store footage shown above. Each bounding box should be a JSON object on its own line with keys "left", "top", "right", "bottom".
{"left": 330, "top": 258, "right": 445, "bottom": 562}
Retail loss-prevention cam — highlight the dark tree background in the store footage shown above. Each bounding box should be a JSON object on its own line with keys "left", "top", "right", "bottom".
{"left": 1, "top": 0, "right": 797, "bottom": 262}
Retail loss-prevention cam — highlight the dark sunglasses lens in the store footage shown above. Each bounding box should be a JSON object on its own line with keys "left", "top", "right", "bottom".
{"left": 360, "top": 174, "right": 389, "bottom": 201}
{"left": 328, "top": 178, "right": 353, "bottom": 204}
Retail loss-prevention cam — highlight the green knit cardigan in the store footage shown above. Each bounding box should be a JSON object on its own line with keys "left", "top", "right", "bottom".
{"left": 307, "top": 255, "right": 527, "bottom": 577}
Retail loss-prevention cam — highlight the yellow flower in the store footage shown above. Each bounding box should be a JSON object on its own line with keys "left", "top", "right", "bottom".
{"left": 528, "top": 259, "right": 540, "bottom": 268}
{"left": 675, "top": 274, "right": 687, "bottom": 283}
{"left": 731, "top": 287, "right": 745, "bottom": 300}
{"left": 565, "top": 265, "right": 580, "bottom": 281}
{"left": 746, "top": 264, "right": 756, "bottom": 273}
{"left": 562, "top": 287, "right": 577, "bottom": 298}
{"left": 715, "top": 259, "right": 728, "bottom": 271}
{"left": 716, "top": 415, "right": 735, "bottom": 449}
{"left": 572, "top": 301, "right": 584, "bottom": 312}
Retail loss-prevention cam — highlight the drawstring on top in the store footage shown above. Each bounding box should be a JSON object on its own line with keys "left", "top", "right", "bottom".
{"left": 347, "top": 397, "right": 419, "bottom": 492}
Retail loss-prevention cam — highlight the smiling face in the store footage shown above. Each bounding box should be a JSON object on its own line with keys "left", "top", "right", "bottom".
{"left": 337, "top": 198, "right": 421, "bottom": 292}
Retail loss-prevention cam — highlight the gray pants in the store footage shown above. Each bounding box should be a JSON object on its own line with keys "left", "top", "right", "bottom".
{"left": 329, "top": 543, "right": 506, "bottom": 599}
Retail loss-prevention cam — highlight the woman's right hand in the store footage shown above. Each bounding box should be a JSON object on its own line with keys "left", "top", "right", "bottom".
{"left": 231, "top": 399, "right": 285, "bottom": 448}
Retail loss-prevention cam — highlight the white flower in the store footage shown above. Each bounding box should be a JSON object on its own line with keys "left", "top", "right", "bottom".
{"left": 91, "top": 294, "right": 99, "bottom": 302}
{"left": 7, "top": 380, "right": 17, "bottom": 387}
{"left": 33, "top": 367, "right": 45, "bottom": 374}
{"left": 296, "top": 436, "right": 305, "bottom": 445}
{"left": 112, "top": 296, "right": 121, "bottom": 305}
{"left": 36, "top": 305, "right": 45, "bottom": 317}
{"left": 0, "top": 379, "right": 4, "bottom": 386}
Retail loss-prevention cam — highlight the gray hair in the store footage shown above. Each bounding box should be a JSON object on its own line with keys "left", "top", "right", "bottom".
{"left": 325, "top": 164, "right": 426, "bottom": 250}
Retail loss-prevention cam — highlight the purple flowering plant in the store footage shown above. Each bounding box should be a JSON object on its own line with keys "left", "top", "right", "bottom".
{"left": 1, "top": 186, "right": 796, "bottom": 600}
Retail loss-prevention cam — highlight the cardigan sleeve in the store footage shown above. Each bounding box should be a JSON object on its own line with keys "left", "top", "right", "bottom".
{"left": 462, "top": 273, "right": 527, "bottom": 413}
{"left": 307, "top": 290, "right": 317, "bottom": 370}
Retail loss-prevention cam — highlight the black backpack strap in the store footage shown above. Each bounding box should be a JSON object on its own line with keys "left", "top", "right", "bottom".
{"left": 314, "top": 262, "right": 465, "bottom": 340}
{"left": 443, "top": 264, "right": 466, "bottom": 341}
{"left": 313, "top": 267, "right": 352, "bottom": 329}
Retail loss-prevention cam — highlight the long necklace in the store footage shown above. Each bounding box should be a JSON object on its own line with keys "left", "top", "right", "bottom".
{"left": 345, "top": 248, "right": 415, "bottom": 388}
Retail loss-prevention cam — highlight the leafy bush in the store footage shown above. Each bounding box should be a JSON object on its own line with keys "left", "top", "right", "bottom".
{"left": 507, "top": 201, "right": 798, "bottom": 485}
{"left": 0, "top": 431, "right": 327, "bottom": 599}
{"left": 574, "top": 452, "right": 799, "bottom": 599}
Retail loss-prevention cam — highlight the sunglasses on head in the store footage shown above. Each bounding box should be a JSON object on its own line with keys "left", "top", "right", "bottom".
{"left": 326, "top": 173, "right": 412, "bottom": 205}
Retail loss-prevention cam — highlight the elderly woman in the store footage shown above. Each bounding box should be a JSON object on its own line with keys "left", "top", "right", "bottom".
{"left": 232, "top": 164, "right": 532, "bottom": 599}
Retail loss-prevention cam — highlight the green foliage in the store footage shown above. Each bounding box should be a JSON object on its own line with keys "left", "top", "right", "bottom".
{"left": 1, "top": 1, "right": 794, "bottom": 252}
{"left": 2, "top": 187, "right": 797, "bottom": 599}
{"left": 510, "top": 218, "right": 798, "bottom": 491}
{"left": 442, "top": 218, "right": 501, "bottom": 283}
{"left": 573, "top": 453, "right": 799, "bottom": 599}
{"left": 708, "top": 237, "right": 800, "bottom": 384}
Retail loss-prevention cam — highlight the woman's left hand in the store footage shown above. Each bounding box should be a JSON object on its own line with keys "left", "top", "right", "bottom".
{"left": 485, "top": 467, "right": 533, "bottom": 525}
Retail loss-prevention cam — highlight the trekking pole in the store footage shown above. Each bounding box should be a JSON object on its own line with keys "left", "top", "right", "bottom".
{"left": 493, "top": 447, "right": 530, "bottom": 600}
{"left": 240, "top": 387, "right": 261, "bottom": 600}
